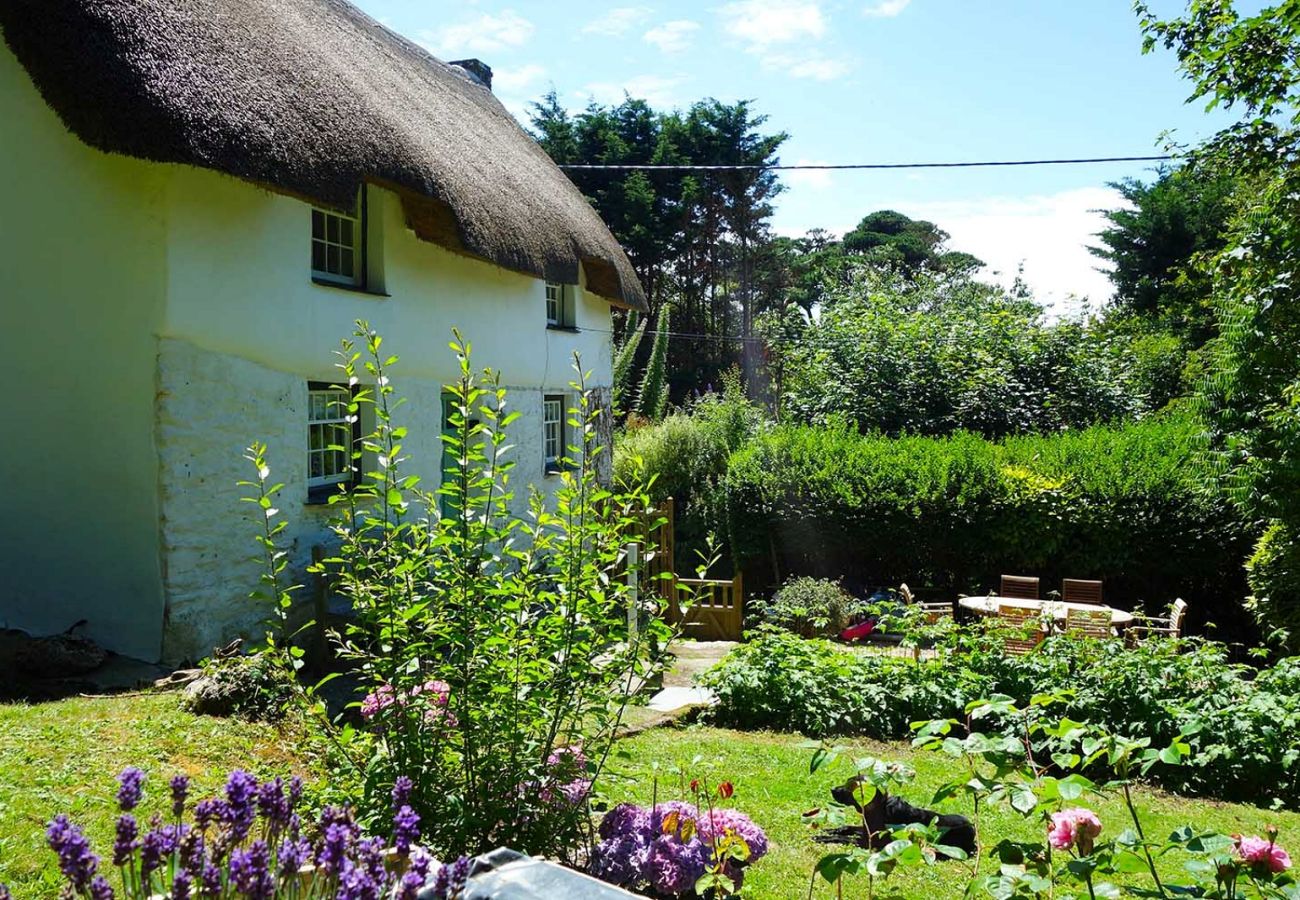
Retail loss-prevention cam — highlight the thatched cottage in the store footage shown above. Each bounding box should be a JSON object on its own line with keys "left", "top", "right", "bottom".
{"left": 0, "top": 0, "right": 646, "bottom": 664}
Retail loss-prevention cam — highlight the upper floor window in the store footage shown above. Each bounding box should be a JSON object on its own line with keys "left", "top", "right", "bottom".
{"left": 312, "top": 186, "right": 382, "bottom": 292}
{"left": 545, "top": 282, "right": 576, "bottom": 329}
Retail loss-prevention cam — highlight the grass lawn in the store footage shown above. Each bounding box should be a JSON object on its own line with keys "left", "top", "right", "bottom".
{"left": 614, "top": 724, "right": 1297, "bottom": 900}
{"left": 0, "top": 693, "right": 323, "bottom": 897}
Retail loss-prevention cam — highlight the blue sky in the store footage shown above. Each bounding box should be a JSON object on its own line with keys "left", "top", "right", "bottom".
{"left": 353, "top": 0, "right": 1241, "bottom": 311}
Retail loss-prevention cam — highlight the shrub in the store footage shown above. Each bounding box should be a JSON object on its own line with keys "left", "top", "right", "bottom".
{"left": 724, "top": 412, "right": 1253, "bottom": 639}
{"left": 701, "top": 628, "right": 1300, "bottom": 806}
{"left": 181, "top": 650, "right": 295, "bottom": 721}
{"left": 1247, "top": 520, "right": 1300, "bottom": 645}
{"left": 246, "top": 324, "right": 673, "bottom": 862}
{"left": 760, "top": 577, "right": 866, "bottom": 637}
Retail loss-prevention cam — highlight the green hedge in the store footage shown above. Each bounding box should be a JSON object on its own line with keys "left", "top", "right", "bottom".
{"left": 700, "top": 629, "right": 1300, "bottom": 806}
{"left": 723, "top": 413, "right": 1251, "bottom": 635}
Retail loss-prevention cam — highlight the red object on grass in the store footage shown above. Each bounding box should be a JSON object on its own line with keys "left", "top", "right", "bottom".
{"left": 840, "top": 620, "right": 876, "bottom": 642}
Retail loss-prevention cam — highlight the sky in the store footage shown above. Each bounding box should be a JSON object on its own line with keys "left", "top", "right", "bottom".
{"left": 352, "top": 0, "right": 1242, "bottom": 313}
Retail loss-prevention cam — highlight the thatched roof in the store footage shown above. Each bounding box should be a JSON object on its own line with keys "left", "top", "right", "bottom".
{"left": 0, "top": 0, "right": 646, "bottom": 309}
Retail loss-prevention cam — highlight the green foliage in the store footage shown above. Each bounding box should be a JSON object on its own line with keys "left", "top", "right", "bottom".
{"left": 636, "top": 303, "right": 671, "bottom": 421}
{"left": 759, "top": 577, "right": 867, "bottom": 637}
{"left": 1247, "top": 521, "right": 1300, "bottom": 647}
{"left": 723, "top": 413, "right": 1250, "bottom": 633}
{"left": 615, "top": 372, "right": 766, "bottom": 564}
{"left": 182, "top": 651, "right": 296, "bottom": 721}
{"left": 248, "top": 323, "right": 674, "bottom": 860}
{"left": 842, "top": 209, "right": 983, "bottom": 277}
{"left": 775, "top": 268, "right": 1165, "bottom": 437}
{"left": 612, "top": 309, "right": 646, "bottom": 413}
{"left": 1090, "top": 166, "right": 1237, "bottom": 345}
{"left": 703, "top": 628, "right": 1300, "bottom": 807}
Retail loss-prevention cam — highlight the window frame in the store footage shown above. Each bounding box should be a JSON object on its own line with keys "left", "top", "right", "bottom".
{"left": 306, "top": 381, "right": 361, "bottom": 502}
{"left": 311, "top": 187, "right": 369, "bottom": 289}
{"left": 545, "top": 281, "right": 577, "bottom": 330}
{"left": 543, "top": 393, "right": 567, "bottom": 474}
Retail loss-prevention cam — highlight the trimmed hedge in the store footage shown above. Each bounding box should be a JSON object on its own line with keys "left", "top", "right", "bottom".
{"left": 700, "top": 629, "right": 1300, "bottom": 806}
{"left": 723, "top": 413, "right": 1252, "bottom": 637}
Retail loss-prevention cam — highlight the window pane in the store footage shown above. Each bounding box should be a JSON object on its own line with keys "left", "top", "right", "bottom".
{"left": 341, "top": 248, "right": 354, "bottom": 277}
{"left": 310, "top": 452, "right": 323, "bottom": 478}
{"left": 341, "top": 218, "right": 353, "bottom": 247}
{"left": 327, "top": 244, "right": 339, "bottom": 273}
{"left": 312, "top": 240, "right": 326, "bottom": 272}
{"left": 327, "top": 215, "right": 339, "bottom": 243}
{"left": 310, "top": 424, "right": 323, "bottom": 450}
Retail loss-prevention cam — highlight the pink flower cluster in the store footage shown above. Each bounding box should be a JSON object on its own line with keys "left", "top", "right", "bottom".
{"left": 1047, "top": 808, "right": 1103, "bottom": 855}
{"left": 360, "top": 681, "right": 457, "bottom": 728}
{"left": 540, "top": 745, "right": 592, "bottom": 807}
{"left": 1238, "top": 835, "right": 1292, "bottom": 874}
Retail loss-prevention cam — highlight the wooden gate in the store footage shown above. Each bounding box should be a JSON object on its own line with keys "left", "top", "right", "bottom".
{"left": 644, "top": 498, "right": 744, "bottom": 642}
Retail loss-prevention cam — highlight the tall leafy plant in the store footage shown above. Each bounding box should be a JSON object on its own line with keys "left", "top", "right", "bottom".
{"left": 612, "top": 309, "right": 646, "bottom": 413}
{"left": 249, "top": 322, "right": 675, "bottom": 860}
{"left": 637, "top": 304, "right": 672, "bottom": 421}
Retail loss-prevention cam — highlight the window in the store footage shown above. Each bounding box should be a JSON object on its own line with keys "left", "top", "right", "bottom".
{"left": 545, "top": 282, "right": 576, "bottom": 329}
{"left": 307, "top": 382, "right": 355, "bottom": 494}
{"left": 312, "top": 187, "right": 379, "bottom": 290}
{"left": 543, "top": 394, "right": 566, "bottom": 473}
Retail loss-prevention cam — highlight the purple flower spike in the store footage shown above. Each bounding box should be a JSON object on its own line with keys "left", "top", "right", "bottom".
{"left": 392, "top": 775, "right": 414, "bottom": 811}
{"left": 257, "top": 777, "right": 291, "bottom": 829}
{"left": 170, "top": 775, "right": 190, "bottom": 818}
{"left": 432, "top": 856, "right": 472, "bottom": 900}
{"left": 171, "top": 869, "right": 192, "bottom": 900}
{"left": 116, "top": 767, "right": 145, "bottom": 812}
{"left": 393, "top": 805, "right": 420, "bottom": 854}
{"left": 193, "top": 798, "right": 226, "bottom": 830}
{"left": 0, "top": 883, "right": 11, "bottom": 900}
{"left": 88, "top": 875, "right": 115, "bottom": 900}
{"left": 46, "top": 814, "right": 100, "bottom": 892}
{"left": 228, "top": 840, "right": 274, "bottom": 900}
{"left": 112, "top": 814, "right": 139, "bottom": 866}
{"left": 288, "top": 775, "right": 303, "bottom": 808}
{"left": 200, "top": 861, "right": 222, "bottom": 897}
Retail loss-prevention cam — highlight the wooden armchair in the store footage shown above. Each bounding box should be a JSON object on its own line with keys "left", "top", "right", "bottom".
{"left": 1062, "top": 578, "right": 1103, "bottom": 606}
{"left": 900, "top": 583, "right": 952, "bottom": 625}
{"left": 1064, "top": 607, "right": 1114, "bottom": 639}
{"left": 998, "top": 604, "right": 1044, "bottom": 655}
{"left": 1127, "top": 599, "right": 1188, "bottom": 644}
{"left": 1000, "top": 575, "right": 1040, "bottom": 600}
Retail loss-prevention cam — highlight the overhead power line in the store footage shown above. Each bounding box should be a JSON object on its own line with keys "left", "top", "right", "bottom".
{"left": 559, "top": 155, "right": 1175, "bottom": 172}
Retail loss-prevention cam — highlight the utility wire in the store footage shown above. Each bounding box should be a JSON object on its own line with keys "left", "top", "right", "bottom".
{"left": 582, "top": 324, "right": 758, "bottom": 343}
{"left": 559, "top": 155, "right": 1174, "bottom": 171}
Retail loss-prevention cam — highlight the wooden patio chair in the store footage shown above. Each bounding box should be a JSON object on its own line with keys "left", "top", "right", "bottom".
{"left": 1062, "top": 578, "right": 1103, "bottom": 606}
{"left": 900, "top": 583, "right": 951, "bottom": 623}
{"left": 997, "top": 603, "right": 1044, "bottom": 655}
{"left": 1064, "top": 607, "right": 1114, "bottom": 639}
{"left": 1000, "top": 575, "right": 1040, "bottom": 600}
{"left": 1127, "top": 599, "right": 1188, "bottom": 645}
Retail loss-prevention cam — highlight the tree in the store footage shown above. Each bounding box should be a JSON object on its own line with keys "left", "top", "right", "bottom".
{"left": 1090, "top": 166, "right": 1236, "bottom": 344}
{"left": 841, "top": 210, "right": 983, "bottom": 277}
{"left": 1137, "top": 0, "right": 1300, "bottom": 642}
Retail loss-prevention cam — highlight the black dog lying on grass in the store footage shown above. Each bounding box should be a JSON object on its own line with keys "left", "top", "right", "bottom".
{"left": 812, "top": 776, "right": 977, "bottom": 855}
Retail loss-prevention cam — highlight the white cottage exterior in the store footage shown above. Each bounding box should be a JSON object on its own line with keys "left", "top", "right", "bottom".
{"left": 0, "top": 0, "right": 646, "bottom": 664}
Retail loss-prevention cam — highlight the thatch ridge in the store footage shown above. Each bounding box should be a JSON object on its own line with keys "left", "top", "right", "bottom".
{"left": 0, "top": 0, "right": 646, "bottom": 309}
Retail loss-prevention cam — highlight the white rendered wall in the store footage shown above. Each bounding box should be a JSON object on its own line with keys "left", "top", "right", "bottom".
{"left": 0, "top": 45, "right": 167, "bottom": 661}
{"left": 155, "top": 167, "right": 617, "bottom": 663}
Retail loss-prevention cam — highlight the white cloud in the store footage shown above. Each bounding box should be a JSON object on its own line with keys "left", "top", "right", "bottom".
{"left": 582, "top": 74, "right": 685, "bottom": 108}
{"left": 863, "top": 0, "right": 911, "bottom": 17}
{"left": 420, "top": 10, "right": 533, "bottom": 57}
{"left": 778, "top": 186, "right": 1126, "bottom": 314}
{"left": 718, "top": 0, "right": 826, "bottom": 49}
{"left": 582, "top": 6, "right": 654, "bottom": 36}
{"left": 644, "top": 20, "right": 701, "bottom": 53}
{"left": 493, "top": 63, "right": 546, "bottom": 93}
{"left": 773, "top": 53, "right": 853, "bottom": 80}
{"left": 783, "top": 159, "right": 835, "bottom": 191}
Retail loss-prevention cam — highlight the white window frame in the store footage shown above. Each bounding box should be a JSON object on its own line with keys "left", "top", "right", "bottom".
{"left": 307, "top": 385, "right": 353, "bottom": 489}
{"left": 543, "top": 393, "right": 566, "bottom": 473}
{"left": 545, "top": 282, "right": 576, "bottom": 328}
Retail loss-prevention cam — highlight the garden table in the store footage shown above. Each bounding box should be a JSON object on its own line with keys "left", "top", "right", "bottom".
{"left": 957, "top": 595, "right": 1134, "bottom": 629}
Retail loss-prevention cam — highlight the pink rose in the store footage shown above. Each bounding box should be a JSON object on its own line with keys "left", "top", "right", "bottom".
{"left": 1048, "top": 808, "right": 1102, "bottom": 854}
{"left": 1239, "top": 836, "right": 1292, "bottom": 874}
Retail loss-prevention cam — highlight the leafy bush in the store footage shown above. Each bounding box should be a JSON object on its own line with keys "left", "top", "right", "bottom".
{"left": 701, "top": 628, "right": 1300, "bottom": 806}
{"left": 724, "top": 412, "right": 1253, "bottom": 638}
{"left": 247, "top": 324, "right": 673, "bottom": 862}
{"left": 1247, "top": 521, "right": 1300, "bottom": 645}
{"left": 760, "top": 577, "right": 866, "bottom": 637}
{"left": 182, "top": 650, "right": 295, "bottom": 721}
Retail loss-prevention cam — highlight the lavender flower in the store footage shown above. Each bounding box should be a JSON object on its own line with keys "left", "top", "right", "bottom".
{"left": 194, "top": 798, "right": 226, "bottom": 830}
{"left": 170, "top": 775, "right": 190, "bottom": 818}
{"left": 113, "top": 814, "right": 139, "bottom": 866}
{"left": 407, "top": 848, "right": 433, "bottom": 882}
{"left": 288, "top": 775, "right": 303, "bottom": 808}
{"left": 393, "top": 805, "right": 420, "bottom": 854}
{"left": 336, "top": 863, "right": 382, "bottom": 900}
{"left": 89, "top": 874, "right": 116, "bottom": 900}
{"left": 139, "top": 828, "right": 168, "bottom": 879}
{"left": 431, "top": 855, "right": 471, "bottom": 900}
{"left": 171, "top": 869, "right": 192, "bottom": 900}
{"left": 223, "top": 770, "right": 258, "bottom": 842}
{"left": 200, "top": 861, "right": 222, "bottom": 897}
{"left": 276, "top": 836, "right": 310, "bottom": 877}
{"left": 46, "top": 814, "right": 99, "bottom": 892}
{"left": 256, "top": 777, "right": 291, "bottom": 830}
{"left": 392, "top": 775, "right": 414, "bottom": 811}
{"left": 315, "top": 822, "right": 353, "bottom": 874}
{"left": 228, "top": 840, "right": 274, "bottom": 899}
{"left": 116, "top": 767, "right": 145, "bottom": 812}
{"left": 395, "top": 870, "right": 425, "bottom": 900}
